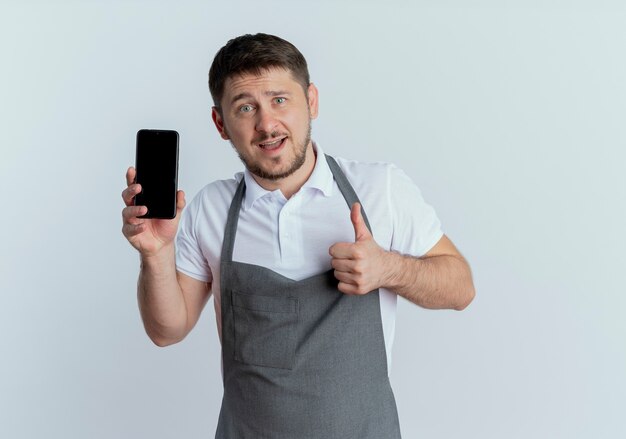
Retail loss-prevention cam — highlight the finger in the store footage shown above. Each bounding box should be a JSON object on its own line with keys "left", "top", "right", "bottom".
{"left": 337, "top": 279, "right": 371, "bottom": 296}
{"left": 333, "top": 269, "right": 355, "bottom": 284}
{"left": 176, "top": 190, "right": 186, "bottom": 213}
{"left": 126, "top": 166, "right": 136, "bottom": 186}
{"left": 122, "top": 205, "right": 148, "bottom": 223}
{"left": 334, "top": 259, "right": 366, "bottom": 277}
{"left": 351, "top": 202, "right": 371, "bottom": 242}
{"left": 337, "top": 281, "right": 359, "bottom": 295}
{"left": 330, "top": 258, "right": 355, "bottom": 272}
{"left": 121, "top": 183, "right": 142, "bottom": 207}
{"left": 328, "top": 242, "right": 356, "bottom": 259}
{"left": 122, "top": 222, "right": 147, "bottom": 238}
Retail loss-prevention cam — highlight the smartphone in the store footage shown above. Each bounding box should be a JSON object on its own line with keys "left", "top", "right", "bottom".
{"left": 134, "top": 129, "right": 179, "bottom": 219}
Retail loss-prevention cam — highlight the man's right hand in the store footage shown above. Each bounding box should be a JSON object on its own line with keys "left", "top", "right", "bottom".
{"left": 121, "top": 166, "right": 186, "bottom": 257}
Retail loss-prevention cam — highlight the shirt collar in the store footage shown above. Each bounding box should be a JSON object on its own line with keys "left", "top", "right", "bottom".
{"left": 241, "top": 141, "right": 334, "bottom": 211}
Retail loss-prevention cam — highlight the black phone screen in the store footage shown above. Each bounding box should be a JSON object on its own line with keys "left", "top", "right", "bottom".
{"left": 135, "top": 129, "right": 179, "bottom": 219}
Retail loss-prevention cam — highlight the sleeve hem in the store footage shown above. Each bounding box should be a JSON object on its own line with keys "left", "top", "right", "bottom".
{"left": 176, "top": 265, "right": 212, "bottom": 283}
{"left": 418, "top": 229, "right": 444, "bottom": 257}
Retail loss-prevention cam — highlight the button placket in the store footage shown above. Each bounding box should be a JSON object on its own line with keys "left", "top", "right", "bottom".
{"left": 278, "top": 196, "right": 302, "bottom": 264}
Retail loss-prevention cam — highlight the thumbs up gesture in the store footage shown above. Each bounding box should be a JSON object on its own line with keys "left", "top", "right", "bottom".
{"left": 329, "top": 202, "right": 392, "bottom": 295}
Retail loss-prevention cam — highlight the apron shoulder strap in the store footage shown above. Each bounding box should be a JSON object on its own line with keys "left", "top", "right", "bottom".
{"left": 221, "top": 176, "right": 246, "bottom": 264}
{"left": 324, "top": 154, "right": 374, "bottom": 236}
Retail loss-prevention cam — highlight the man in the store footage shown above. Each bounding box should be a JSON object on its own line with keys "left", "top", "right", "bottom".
{"left": 121, "top": 33, "right": 475, "bottom": 438}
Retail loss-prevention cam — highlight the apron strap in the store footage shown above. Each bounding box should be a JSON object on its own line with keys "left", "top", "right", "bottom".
{"left": 221, "top": 176, "right": 246, "bottom": 264}
{"left": 324, "top": 154, "right": 374, "bottom": 236}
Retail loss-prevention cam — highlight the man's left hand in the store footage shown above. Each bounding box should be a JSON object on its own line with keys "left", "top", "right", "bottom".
{"left": 329, "top": 202, "right": 392, "bottom": 295}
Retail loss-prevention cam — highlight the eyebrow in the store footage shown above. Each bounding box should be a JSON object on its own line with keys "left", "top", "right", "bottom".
{"left": 230, "top": 90, "right": 292, "bottom": 105}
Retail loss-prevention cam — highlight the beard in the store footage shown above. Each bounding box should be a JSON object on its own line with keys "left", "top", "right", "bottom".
{"left": 229, "top": 118, "right": 312, "bottom": 181}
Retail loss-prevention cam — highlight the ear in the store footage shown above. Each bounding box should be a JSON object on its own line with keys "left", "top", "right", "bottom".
{"left": 211, "top": 107, "right": 230, "bottom": 140}
{"left": 307, "top": 83, "right": 319, "bottom": 120}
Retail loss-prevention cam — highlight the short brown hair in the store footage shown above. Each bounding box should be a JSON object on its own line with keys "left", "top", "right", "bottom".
{"left": 208, "top": 33, "right": 310, "bottom": 110}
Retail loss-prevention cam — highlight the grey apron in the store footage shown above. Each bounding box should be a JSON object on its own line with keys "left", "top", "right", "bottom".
{"left": 216, "top": 154, "right": 402, "bottom": 439}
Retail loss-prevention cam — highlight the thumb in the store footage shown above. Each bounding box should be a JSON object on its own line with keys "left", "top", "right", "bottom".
{"left": 175, "top": 190, "right": 186, "bottom": 217}
{"left": 351, "top": 202, "right": 371, "bottom": 242}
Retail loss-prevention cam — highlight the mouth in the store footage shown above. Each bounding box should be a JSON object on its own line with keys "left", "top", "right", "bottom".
{"left": 258, "top": 136, "right": 287, "bottom": 151}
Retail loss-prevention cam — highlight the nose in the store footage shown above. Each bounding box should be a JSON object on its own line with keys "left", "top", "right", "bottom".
{"left": 255, "top": 106, "right": 278, "bottom": 135}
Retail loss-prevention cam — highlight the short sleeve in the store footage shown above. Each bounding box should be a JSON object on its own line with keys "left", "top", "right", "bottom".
{"left": 175, "top": 196, "right": 213, "bottom": 283}
{"left": 388, "top": 164, "right": 443, "bottom": 257}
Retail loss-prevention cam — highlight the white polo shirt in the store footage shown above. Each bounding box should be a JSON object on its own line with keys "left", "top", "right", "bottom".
{"left": 175, "top": 142, "right": 443, "bottom": 373}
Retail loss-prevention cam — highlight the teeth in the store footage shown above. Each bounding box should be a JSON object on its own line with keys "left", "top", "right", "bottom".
{"left": 260, "top": 138, "right": 283, "bottom": 149}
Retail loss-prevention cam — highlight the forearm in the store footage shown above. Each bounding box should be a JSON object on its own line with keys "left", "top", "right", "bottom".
{"left": 383, "top": 251, "right": 475, "bottom": 310}
{"left": 137, "top": 243, "right": 188, "bottom": 346}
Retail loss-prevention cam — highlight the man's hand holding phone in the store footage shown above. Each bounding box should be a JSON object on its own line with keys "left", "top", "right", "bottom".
{"left": 121, "top": 133, "right": 197, "bottom": 347}
{"left": 121, "top": 166, "right": 185, "bottom": 257}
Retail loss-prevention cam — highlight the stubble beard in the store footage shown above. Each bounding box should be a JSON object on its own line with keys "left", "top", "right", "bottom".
{"left": 229, "top": 119, "right": 312, "bottom": 182}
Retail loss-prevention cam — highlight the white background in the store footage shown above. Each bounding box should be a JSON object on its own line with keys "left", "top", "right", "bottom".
{"left": 1, "top": 1, "right": 624, "bottom": 438}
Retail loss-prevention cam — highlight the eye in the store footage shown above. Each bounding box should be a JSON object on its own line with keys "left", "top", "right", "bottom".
{"left": 239, "top": 104, "right": 254, "bottom": 113}
{"left": 274, "top": 97, "right": 286, "bottom": 104}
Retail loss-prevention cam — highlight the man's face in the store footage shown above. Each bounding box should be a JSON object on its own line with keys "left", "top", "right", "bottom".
{"left": 212, "top": 68, "right": 319, "bottom": 182}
